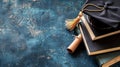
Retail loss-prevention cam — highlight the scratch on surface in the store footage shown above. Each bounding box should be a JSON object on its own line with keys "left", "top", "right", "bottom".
{"left": 9, "top": 15, "right": 14, "bottom": 18}
{"left": 47, "top": 56, "right": 51, "bottom": 60}
{"left": 22, "top": 3, "right": 31, "bottom": 9}
{"left": 49, "top": 49, "right": 55, "bottom": 53}
{"left": 19, "top": 44, "right": 27, "bottom": 51}
{"left": 29, "top": 28, "right": 43, "bottom": 37}
{"left": 3, "top": 0, "right": 8, "bottom": 2}
{"left": 38, "top": 55, "right": 45, "bottom": 59}
{"left": 0, "top": 28, "right": 2, "bottom": 32}
{"left": 33, "top": 0, "right": 37, "bottom": 2}
{"left": 49, "top": 26, "right": 57, "bottom": 30}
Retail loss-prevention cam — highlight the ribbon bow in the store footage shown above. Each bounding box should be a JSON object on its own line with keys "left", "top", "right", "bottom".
{"left": 98, "top": 1, "right": 118, "bottom": 16}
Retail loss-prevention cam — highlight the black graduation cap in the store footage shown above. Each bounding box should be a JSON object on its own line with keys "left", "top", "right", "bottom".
{"left": 82, "top": 0, "right": 120, "bottom": 30}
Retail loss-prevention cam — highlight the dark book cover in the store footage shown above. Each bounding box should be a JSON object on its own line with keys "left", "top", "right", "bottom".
{"left": 81, "top": 14, "right": 120, "bottom": 41}
{"left": 96, "top": 51, "right": 120, "bottom": 67}
{"left": 79, "top": 22, "right": 120, "bottom": 55}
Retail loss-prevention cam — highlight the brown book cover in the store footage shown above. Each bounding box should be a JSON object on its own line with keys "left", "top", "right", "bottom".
{"left": 81, "top": 14, "right": 120, "bottom": 41}
{"left": 79, "top": 22, "right": 120, "bottom": 55}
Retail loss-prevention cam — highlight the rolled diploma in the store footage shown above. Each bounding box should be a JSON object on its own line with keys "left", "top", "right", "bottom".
{"left": 67, "top": 34, "right": 82, "bottom": 53}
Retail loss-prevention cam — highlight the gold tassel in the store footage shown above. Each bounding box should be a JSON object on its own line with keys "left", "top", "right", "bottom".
{"left": 65, "top": 11, "right": 83, "bottom": 31}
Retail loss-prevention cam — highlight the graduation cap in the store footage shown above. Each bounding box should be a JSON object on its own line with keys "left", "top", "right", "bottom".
{"left": 83, "top": 0, "right": 120, "bottom": 30}
{"left": 65, "top": 0, "right": 120, "bottom": 31}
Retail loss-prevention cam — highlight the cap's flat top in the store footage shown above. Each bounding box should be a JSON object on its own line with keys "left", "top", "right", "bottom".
{"left": 83, "top": 0, "right": 120, "bottom": 28}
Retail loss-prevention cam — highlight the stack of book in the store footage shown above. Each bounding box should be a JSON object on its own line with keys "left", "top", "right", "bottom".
{"left": 78, "top": 14, "right": 120, "bottom": 67}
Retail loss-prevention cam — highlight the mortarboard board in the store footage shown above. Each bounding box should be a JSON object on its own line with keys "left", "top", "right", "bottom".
{"left": 82, "top": 0, "right": 120, "bottom": 30}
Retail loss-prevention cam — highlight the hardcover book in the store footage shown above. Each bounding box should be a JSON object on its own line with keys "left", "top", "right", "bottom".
{"left": 96, "top": 51, "right": 120, "bottom": 67}
{"left": 81, "top": 14, "right": 120, "bottom": 41}
{"left": 78, "top": 22, "right": 120, "bottom": 55}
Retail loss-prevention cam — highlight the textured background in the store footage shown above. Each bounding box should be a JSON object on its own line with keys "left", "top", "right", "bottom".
{"left": 0, "top": 0, "right": 99, "bottom": 67}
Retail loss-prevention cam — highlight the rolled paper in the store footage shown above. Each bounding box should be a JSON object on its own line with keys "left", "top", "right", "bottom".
{"left": 67, "top": 34, "right": 82, "bottom": 53}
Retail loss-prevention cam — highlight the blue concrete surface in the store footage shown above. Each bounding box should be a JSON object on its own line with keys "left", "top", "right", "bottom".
{"left": 0, "top": 0, "right": 99, "bottom": 67}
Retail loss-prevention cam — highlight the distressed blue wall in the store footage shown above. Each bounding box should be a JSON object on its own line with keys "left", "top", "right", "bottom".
{"left": 0, "top": 0, "right": 98, "bottom": 67}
